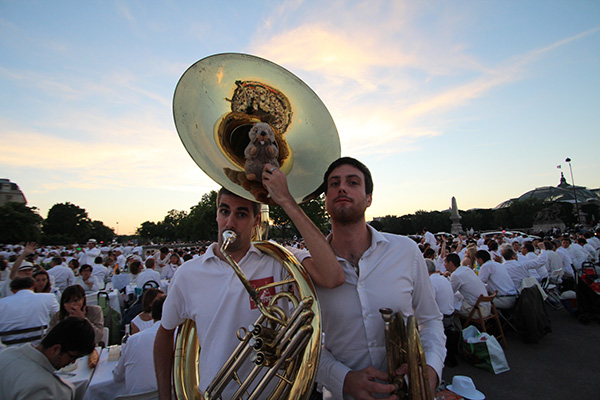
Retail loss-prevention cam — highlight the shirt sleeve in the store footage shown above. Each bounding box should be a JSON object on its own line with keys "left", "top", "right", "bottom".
{"left": 316, "top": 346, "right": 351, "bottom": 399}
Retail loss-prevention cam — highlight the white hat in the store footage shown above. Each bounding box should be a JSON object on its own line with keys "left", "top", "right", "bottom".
{"left": 88, "top": 238, "right": 97, "bottom": 244}
{"left": 447, "top": 376, "right": 485, "bottom": 400}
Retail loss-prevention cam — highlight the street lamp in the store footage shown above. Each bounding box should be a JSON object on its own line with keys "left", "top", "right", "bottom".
{"left": 565, "top": 158, "right": 581, "bottom": 224}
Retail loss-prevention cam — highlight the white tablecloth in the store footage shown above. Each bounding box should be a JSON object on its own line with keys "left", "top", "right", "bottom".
{"left": 63, "top": 347, "right": 100, "bottom": 400}
{"left": 83, "top": 345, "right": 126, "bottom": 400}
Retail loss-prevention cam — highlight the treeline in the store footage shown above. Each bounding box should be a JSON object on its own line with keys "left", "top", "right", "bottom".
{"left": 0, "top": 202, "right": 114, "bottom": 244}
{"left": 2, "top": 193, "right": 596, "bottom": 245}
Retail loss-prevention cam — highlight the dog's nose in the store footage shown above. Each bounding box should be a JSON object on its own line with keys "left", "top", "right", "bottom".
{"left": 260, "top": 131, "right": 267, "bottom": 136}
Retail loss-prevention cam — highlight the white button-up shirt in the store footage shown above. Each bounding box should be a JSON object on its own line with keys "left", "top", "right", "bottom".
{"left": 316, "top": 226, "right": 445, "bottom": 399}
{"left": 0, "top": 290, "right": 59, "bottom": 342}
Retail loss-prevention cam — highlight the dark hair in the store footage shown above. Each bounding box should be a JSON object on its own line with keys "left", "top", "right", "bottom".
{"left": 217, "top": 187, "right": 261, "bottom": 216}
{"left": 94, "top": 256, "right": 103, "bottom": 264}
{"left": 10, "top": 276, "right": 35, "bottom": 291}
{"left": 475, "top": 250, "right": 491, "bottom": 263}
{"left": 423, "top": 248, "right": 435, "bottom": 259}
{"left": 68, "top": 259, "right": 80, "bottom": 270}
{"left": 40, "top": 317, "right": 95, "bottom": 356}
{"left": 151, "top": 296, "right": 166, "bottom": 321}
{"left": 523, "top": 242, "right": 535, "bottom": 252}
{"left": 59, "top": 285, "right": 86, "bottom": 320}
{"left": 183, "top": 254, "right": 193, "bottom": 262}
{"left": 445, "top": 253, "right": 461, "bottom": 268}
{"left": 544, "top": 240, "right": 554, "bottom": 250}
{"left": 501, "top": 247, "right": 516, "bottom": 261}
{"left": 142, "top": 288, "right": 164, "bottom": 313}
{"left": 79, "top": 264, "right": 92, "bottom": 274}
{"left": 130, "top": 260, "right": 143, "bottom": 275}
{"left": 51, "top": 256, "right": 63, "bottom": 266}
{"left": 33, "top": 270, "right": 51, "bottom": 293}
{"left": 160, "top": 247, "right": 169, "bottom": 254}
{"left": 487, "top": 240, "right": 499, "bottom": 251}
{"left": 145, "top": 258, "right": 155, "bottom": 269}
{"left": 322, "top": 157, "right": 373, "bottom": 195}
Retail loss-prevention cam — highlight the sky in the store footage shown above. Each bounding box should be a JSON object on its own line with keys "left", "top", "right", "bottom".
{"left": 1, "top": 1, "right": 599, "bottom": 235}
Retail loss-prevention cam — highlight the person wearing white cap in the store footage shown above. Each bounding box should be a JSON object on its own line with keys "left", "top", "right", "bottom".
{"left": 78, "top": 239, "right": 101, "bottom": 267}
{"left": 447, "top": 375, "right": 485, "bottom": 400}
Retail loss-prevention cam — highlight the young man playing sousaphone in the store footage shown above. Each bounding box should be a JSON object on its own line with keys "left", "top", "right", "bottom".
{"left": 154, "top": 163, "right": 344, "bottom": 399}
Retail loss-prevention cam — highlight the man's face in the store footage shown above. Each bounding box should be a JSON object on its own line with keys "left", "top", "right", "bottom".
{"left": 325, "top": 164, "right": 372, "bottom": 224}
{"left": 444, "top": 259, "right": 456, "bottom": 273}
{"left": 512, "top": 242, "right": 520, "bottom": 252}
{"left": 562, "top": 239, "right": 570, "bottom": 248}
{"left": 216, "top": 193, "right": 259, "bottom": 253}
{"left": 47, "top": 345, "right": 82, "bottom": 370}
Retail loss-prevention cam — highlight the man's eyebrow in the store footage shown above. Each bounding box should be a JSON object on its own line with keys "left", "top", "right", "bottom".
{"left": 328, "top": 174, "right": 361, "bottom": 182}
{"left": 218, "top": 203, "right": 230, "bottom": 209}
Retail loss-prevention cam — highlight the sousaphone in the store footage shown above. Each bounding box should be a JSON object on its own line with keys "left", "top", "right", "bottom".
{"left": 172, "top": 53, "right": 340, "bottom": 400}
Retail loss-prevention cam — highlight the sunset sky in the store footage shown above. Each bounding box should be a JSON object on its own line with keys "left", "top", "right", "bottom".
{"left": 1, "top": 1, "right": 599, "bottom": 235}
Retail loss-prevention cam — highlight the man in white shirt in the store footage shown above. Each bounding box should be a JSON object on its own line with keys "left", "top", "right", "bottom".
{"left": 136, "top": 258, "right": 162, "bottom": 290}
{"left": 0, "top": 277, "right": 59, "bottom": 344}
{"left": 421, "top": 228, "right": 438, "bottom": 252}
{"left": 79, "top": 239, "right": 101, "bottom": 266}
{"left": 426, "top": 260, "right": 454, "bottom": 319}
{"left": 91, "top": 256, "right": 109, "bottom": 289}
{"left": 314, "top": 157, "right": 445, "bottom": 399}
{"left": 475, "top": 250, "right": 517, "bottom": 309}
{"left": 46, "top": 256, "right": 75, "bottom": 293}
{"left": 562, "top": 237, "right": 587, "bottom": 271}
{"left": 445, "top": 253, "right": 490, "bottom": 318}
{"left": 114, "top": 297, "right": 165, "bottom": 394}
{"left": 522, "top": 242, "right": 548, "bottom": 281}
{"left": 500, "top": 246, "right": 548, "bottom": 291}
{"left": 154, "top": 165, "right": 344, "bottom": 400}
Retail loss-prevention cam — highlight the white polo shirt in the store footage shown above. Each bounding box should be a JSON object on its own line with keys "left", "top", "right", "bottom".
{"left": 0, "top": 290, "right": 59, "bottom": 343}
{"left": 161, "top": 242, "right": 308, "bottom": 399}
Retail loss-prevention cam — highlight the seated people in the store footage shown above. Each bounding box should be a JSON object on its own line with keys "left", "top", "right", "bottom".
{"left": 500, "top": 245, "right": 548, "bottom": 292}
{"left": 475, "top": 250, "right": 517, "bottom": 309}
{"left": 445, "top": 253, "right": 490, "bottom": 318}
{"left": 74, "top": 264, "right": 101, "bottom": 293}
{"left": 0, "top": 277, "right": 59, "bottom": 344}
{"left": 131, "top": 288, "right": 165, "bottom": 334}
{"left": 160, "top": 253, "right": 181, "bottom": 280}
{"left": 136, "top": 258, "right": 162, "bottom": 290}
{"left": 49, "top": 285, "right": 104, "bottom": 345}
{"left": 33, "top": 269, "right": 61, "bottom": 300}
{"left": 114, "top": 297, "right": 166, "bottom": 395}
{"left": 0, "top": 317, "right": 95, "bottom": 400}
{"left": 46, "top": 256, "right": 75, "bottom": 293}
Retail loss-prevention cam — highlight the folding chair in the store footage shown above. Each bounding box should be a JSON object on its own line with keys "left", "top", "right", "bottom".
{"left": 0, "top": 325, "right": 48, "bottom": 346}
{"left": 458, "top": 291, "right": 507, "bottom": 348}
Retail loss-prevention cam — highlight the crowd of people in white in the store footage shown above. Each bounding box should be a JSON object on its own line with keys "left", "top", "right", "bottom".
{"left": 0, "top": 228, "right": 598, "bottom": 397}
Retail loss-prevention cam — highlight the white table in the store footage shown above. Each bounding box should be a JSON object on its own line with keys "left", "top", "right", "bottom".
{"left": 83, "top": 345, "right": 126, "bottom": 400}
{"left": 63, "top": 347, "right": 100, "bottom": 400}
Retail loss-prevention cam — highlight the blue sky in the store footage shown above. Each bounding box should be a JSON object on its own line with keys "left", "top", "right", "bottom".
{"left": 1, "top": 1, "right": 599, "bottom": 235}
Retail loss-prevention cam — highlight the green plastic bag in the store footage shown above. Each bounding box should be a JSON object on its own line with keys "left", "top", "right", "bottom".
{"left": 460, "top": 325, "right": 509, "bottom": 374}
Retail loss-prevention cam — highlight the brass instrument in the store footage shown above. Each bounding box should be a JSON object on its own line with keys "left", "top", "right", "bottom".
{"left": 172, "top": 53, "right": 341, "bottom": 400}
{"left": 379, "top": 308, "right": 433, "bottom": 400}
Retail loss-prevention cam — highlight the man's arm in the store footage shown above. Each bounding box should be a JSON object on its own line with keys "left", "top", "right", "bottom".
{"left": 9, "top": 242, "right": 36, "bottom": 280}
{"left": 262, "top": 164, "right": 344, "bottom": 288}
{"left": 154, "top": 325, "right": 176, "bottom": 400}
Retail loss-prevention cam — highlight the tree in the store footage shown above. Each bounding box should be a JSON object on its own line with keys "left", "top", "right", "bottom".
{"left": 0, "top": 202, "right": 43, "bottom": 243}
{"left": 137, "top": 221, "right": 161, "bottom": 242}
{"left": 42, "top": 202, "right": 92, "bottom": 244}
{"left": 90, "top": 220, "right": 115, "bottom": 244}
{"left": 178, "top": 191, "right": 218, "bottom": 241}
{"left": 269, "top": 195, "right": 330, "bottom": 239}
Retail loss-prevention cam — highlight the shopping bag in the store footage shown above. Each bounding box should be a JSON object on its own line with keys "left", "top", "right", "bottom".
{"left": 460, "top": 326, "right": 509, "bottom": 374}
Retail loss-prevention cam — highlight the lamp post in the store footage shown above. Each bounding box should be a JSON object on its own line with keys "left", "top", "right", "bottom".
{"left": 565, "top": 158, "right": 581, "bottom": 224}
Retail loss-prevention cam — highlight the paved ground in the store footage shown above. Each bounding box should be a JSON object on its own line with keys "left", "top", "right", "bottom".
{"left": 440, "top": 305, "right": 600, "bottom": 399}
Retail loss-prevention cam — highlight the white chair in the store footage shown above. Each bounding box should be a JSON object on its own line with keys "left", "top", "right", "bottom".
{"left": 114, "top": 389, "right": 159, "bottom": 400}
{"left": 86, "top": 292, "right": 99, "bottom": 306}
{"left": 101, "top": 327, "right": 109, "bottom": 347}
